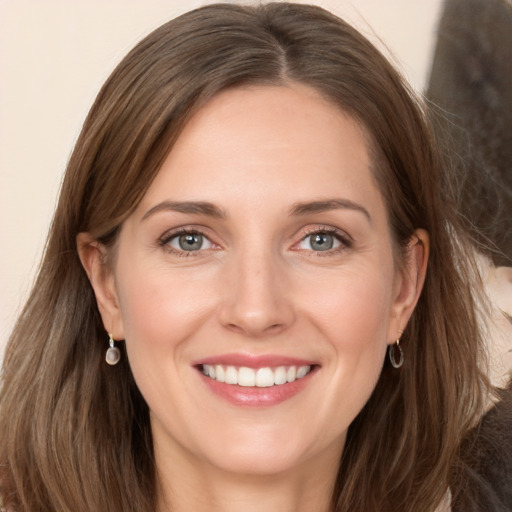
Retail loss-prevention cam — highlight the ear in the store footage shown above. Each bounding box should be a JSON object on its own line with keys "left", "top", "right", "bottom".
{"left": 387, "top": 229, "right": 429, "bottom": 343}
{"left": 77, "top": 232, "right": 125, "bottom": 340}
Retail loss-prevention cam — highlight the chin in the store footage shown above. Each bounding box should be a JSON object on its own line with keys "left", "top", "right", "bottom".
{"left": 197, "top": 424, "right": 342, "bottom": 478}
{"left": 205, "top": 445, "right": 308, "bottom": 477}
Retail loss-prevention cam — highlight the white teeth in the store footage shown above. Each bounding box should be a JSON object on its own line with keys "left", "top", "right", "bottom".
{"left": 296, "top": 366, "right": 309, "bottom": 379}
{"left": 225, "top": 366, "right": 238, "bottom": 384}
{"left": 256, "top": 367, "right": 274, "bottom": 387}
{"left": 215, "top": 365, "right": 225, "bottom": 383}
{"left": 201, "top": 364, "right": 312, "bottom": 387}
{"left": 274, "top": 366, "right": 287, "bottom": 385}
{"left": 238, "top": 367, "right": 256, "bottom": 387}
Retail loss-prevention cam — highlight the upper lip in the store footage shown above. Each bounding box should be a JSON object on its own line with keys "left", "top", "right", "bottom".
{"left": 192, "top": 353, "right": 318, "bottom": 369}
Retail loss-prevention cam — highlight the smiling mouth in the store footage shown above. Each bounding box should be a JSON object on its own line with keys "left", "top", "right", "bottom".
{"left": 199, "top": 364, "right": 313, "bottom": 387}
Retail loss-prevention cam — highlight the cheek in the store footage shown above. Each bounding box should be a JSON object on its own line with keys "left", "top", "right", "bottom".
{"left": 297, "top": 265, "right": 393, "bottom": 418}
{"left": 115, "top": 262, "right": 212, "bottom": 345}
{"left": 112, "top": 263, "right": 209, "bottom": 390}
{"left": 317, "top": 296, "right": 390, "bottom": 442}
{"left": 112, "top": 262, "right": 219, "bottom": 421}
{"left": 300, "top": 264, "right": 394, "bottom": 351}
{"left": 324, "top": 280, "right": 390, "bottom": 387}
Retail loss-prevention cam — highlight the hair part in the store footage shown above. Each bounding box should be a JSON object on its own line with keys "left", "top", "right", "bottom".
{"left": 1, "top": 3, "right": 489, "bottom": 511}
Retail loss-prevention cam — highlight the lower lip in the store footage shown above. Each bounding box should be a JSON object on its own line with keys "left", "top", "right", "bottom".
{"left": 199, "top": 368, "right": 316, "bottom": 407}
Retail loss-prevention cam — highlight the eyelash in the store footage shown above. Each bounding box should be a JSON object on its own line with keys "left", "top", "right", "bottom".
{"left": 295, "top": 226, "right": 353, "bottom": 255}
{"left": 158, "top": 228, "right": 217, "bottom": 258}
{"left": 158, "top": 226, "right": 352, "bottom": 257}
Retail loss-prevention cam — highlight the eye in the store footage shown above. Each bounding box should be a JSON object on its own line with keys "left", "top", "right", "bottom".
{"left": 299, "top": 232, "right": 339, "bottom": 251}
{"left": 296, "top": 229, "right": 350, "bottom": 252}
{"left": 165, "top": 231, "right": 214, "bottom": 252}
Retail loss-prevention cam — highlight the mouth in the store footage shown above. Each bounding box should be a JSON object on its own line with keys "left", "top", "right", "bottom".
{"left": 199, "top": 363, "right": 314, "bottom": 387}
{"left": 193, "top": 356, "right": 319, "bottom": 407}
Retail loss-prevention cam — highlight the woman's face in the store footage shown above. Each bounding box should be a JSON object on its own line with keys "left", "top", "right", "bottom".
{"left": 92, "top": 84, "right": 424, "bottom": 478}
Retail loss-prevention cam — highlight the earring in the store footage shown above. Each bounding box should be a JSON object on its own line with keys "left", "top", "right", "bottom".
{"left": 105, "top": 333, "right": 121, "bottom": 365}
{"left": 388, "top": 339, "right": 404, "bottom": 369}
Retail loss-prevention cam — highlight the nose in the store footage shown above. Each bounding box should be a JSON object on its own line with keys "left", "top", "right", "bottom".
{"left": 217, "top": 249, "right": 295, "bottom": 338}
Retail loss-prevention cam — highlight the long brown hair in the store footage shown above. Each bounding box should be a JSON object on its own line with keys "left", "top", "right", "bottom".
{"left": 0, "top": 3, "right": 489, "bottom": 511}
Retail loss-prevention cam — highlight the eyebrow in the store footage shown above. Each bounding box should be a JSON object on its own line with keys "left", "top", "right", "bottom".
{"left": 142, "top": 201, "right": 227, "bottom": 221}
{"left": 142, "top": 198, "right": 371, "bottom": 223}
{"left": 289, "top": 199, "right": 372, "bottom": 222}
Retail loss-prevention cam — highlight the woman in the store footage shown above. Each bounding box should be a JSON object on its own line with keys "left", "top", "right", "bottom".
{"left": 0, "top": 3, "right": 490, "bottom": 511}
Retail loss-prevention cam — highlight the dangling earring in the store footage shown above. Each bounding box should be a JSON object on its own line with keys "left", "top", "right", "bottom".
{"left": 388, "top": 339, "right": 404, "bottom": 369}
{"left": 105, "top": 333, "right": 121, "bottom": 365}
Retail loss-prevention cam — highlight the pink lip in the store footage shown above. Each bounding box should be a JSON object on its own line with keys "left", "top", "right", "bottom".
{"left": 193, "top": 353, "right": 319, "bottom": 407}
{"left": 200, "top": 374, "right": 315, "bottom": 407}
{"left": 193, "top": 353, "right": 317, "bottom": 368}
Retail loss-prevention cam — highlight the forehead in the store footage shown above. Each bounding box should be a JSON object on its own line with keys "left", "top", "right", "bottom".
{"left": 136, "top": 84, "right": 384, "bottom": 221}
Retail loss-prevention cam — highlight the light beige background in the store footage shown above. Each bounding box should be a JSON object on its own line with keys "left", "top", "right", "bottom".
{"left": 0, "top": 0, "right": 443, "bottom": 352}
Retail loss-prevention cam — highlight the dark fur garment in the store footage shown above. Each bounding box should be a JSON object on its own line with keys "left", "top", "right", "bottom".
{"left": 451, "top": 382, "right": 512, "bottom": 511}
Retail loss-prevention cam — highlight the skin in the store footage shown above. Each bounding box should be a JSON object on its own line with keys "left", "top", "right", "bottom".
{"left": 79, "top": 84, "right": 428, "bottom": 512}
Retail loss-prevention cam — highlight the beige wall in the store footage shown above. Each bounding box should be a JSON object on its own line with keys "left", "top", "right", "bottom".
{"left": 0, "top": 0, "right": 443, "bottom": 352}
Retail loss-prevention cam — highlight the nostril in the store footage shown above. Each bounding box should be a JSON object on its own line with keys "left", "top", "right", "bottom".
{"left": 266, "top": 323, "right": 285, "bottom": 332}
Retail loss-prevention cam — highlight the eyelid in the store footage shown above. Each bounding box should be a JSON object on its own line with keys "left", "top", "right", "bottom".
{"left": 158, "top": 226, "right": 220, "bottom": 255}
{"left": 291, "top": 225, "right": 353, "bottom": 252}
{"left": 157, "top": 224, "right": 352, "bottom": 256}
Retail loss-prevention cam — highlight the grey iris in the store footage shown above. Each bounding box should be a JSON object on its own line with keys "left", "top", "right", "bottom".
{"left": 310, "top": 233, "right": 333, "bottom": 251}
{"left": 179, "top": 233, "right": 203, "bottom": 251}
